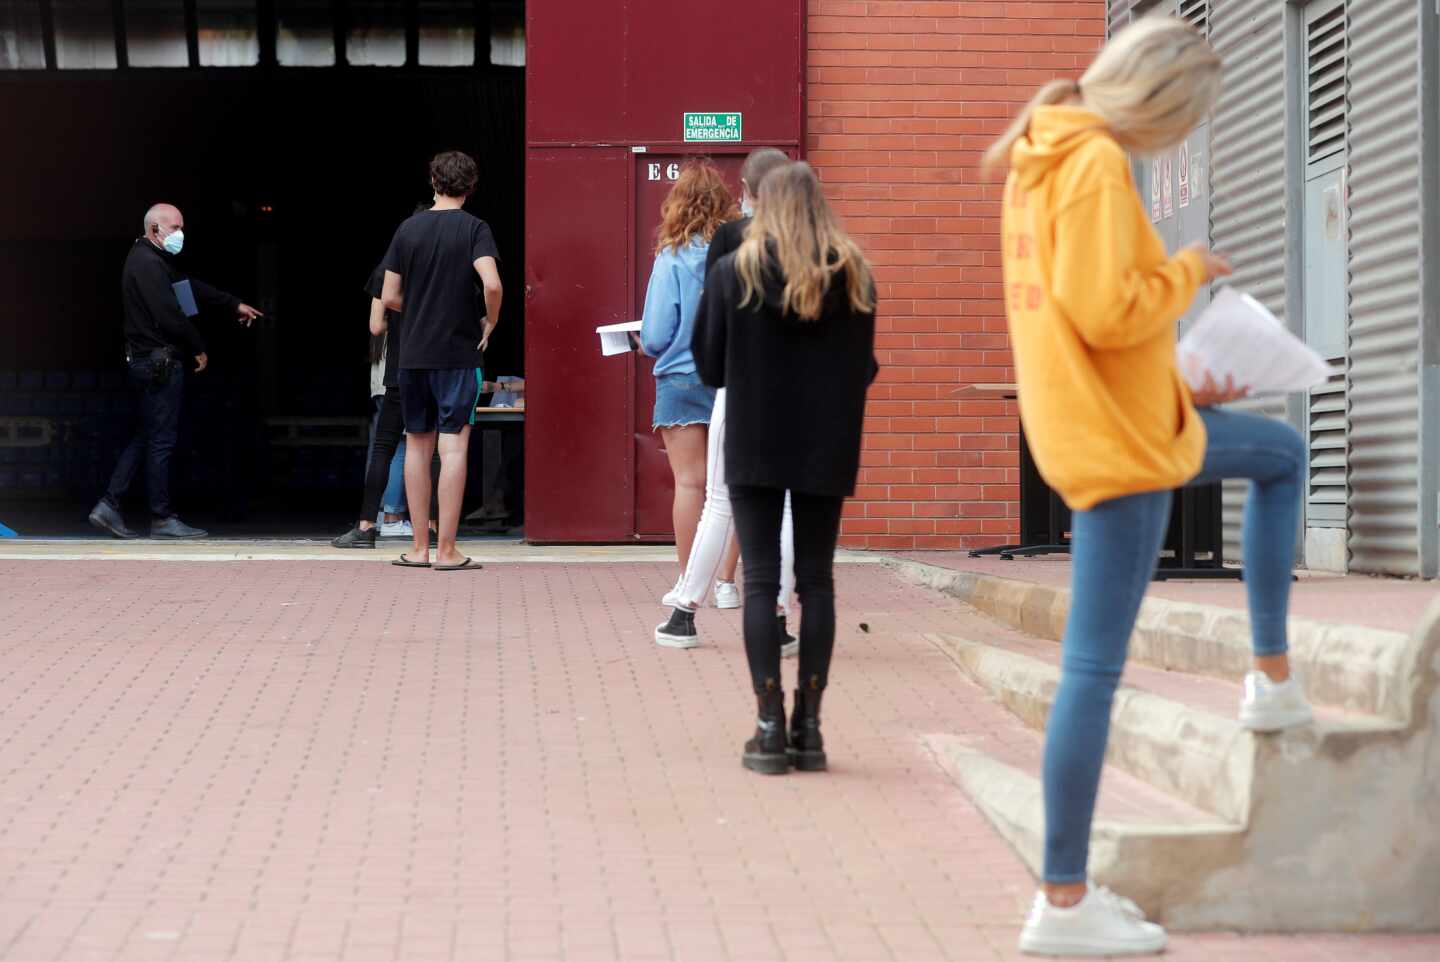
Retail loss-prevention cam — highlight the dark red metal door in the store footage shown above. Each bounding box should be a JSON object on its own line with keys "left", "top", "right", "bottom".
{"left": 524, "top": 1, "right": 805, "bottom": 542}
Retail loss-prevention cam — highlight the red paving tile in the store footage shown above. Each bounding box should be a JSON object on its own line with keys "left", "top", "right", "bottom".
{"left": 0, "top": 559, "right": 1433, "bottom": 962}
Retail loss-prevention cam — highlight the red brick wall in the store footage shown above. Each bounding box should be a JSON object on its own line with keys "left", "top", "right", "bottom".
{"left": 806, "top": 1, "right": 1104, "bottom": 550}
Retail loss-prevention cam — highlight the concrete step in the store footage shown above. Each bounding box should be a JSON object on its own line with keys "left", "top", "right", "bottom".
{"left": 886, "top": 557, "right": 1425, "bottom": 724}
{"left": 893, "top": 559, "right": 1440, "bottom": 931}
{"left": 928, "top": 629, "right": 1395, "bottom": 825}
{"left": 924, "top": 733, "right": 1245, "bottom": 928}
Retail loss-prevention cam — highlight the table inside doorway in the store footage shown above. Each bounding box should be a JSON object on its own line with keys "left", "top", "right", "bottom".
{"left": 470, "top": 407, "right": 524, "bottom": 527}
{"left": 474, "top": 407, "right": 525, "bottom": 424}
{"left": 951, "top": 383, "right": 1071, "bottom": 561}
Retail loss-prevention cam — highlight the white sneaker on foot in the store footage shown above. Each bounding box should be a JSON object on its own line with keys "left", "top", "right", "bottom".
{"left": 1018, "top": 886, "right": 1166, "bottom": 957}
{"left": 662, "top": 577, "right": 684, "bottom": 608}
{"left": 1239, "top": 671, "right": 1314, "bottom": 732}
{"left": 380, "top": 520, "right": 413, "bottom": 539}
{"left": 713, "top": 580, "right": 741, "bottom": 609}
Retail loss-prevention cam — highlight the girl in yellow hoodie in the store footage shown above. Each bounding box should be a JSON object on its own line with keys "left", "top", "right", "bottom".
{"left": 986, "top": 17, "right": 1313, "bottom": 958}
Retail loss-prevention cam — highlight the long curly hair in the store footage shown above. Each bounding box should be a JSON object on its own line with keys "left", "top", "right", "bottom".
{"left": 654, "top": 161, "right": 737, "bottom": 255}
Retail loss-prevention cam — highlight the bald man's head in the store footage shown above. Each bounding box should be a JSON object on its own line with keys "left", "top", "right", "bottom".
{"left": 143, "top": 204, "right": 184, "bottom": 250}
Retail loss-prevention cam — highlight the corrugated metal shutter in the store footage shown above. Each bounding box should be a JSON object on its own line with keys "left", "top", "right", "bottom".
{"left": 1309, "top": 372, "right": 1348, "bottom": 524}
{"left": 1303, "top": 0, "right": 1349, "bottom": 532}
{"left": 1178, "top": 0, "right": 1208, "bottom": 34}
{"left": 1208, "top": 0, "right": 1290, "bottom": 559}
{"left": 1306, "top": 4, "right": 1346, "bottom": 166}
{"left": 1108, "top": 1, "right": 1146, "bottom": 36}
{"left": 1347, "top": 0, "right": 1423, "bottom": 575}
{"left": 1110, "top": 0, "right": 1207, "bottom": 35}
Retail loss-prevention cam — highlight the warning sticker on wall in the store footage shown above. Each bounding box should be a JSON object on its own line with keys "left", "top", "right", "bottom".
{"left": 1151, "top": 158, "right": 1162, "bottom": 221}
{"left": 1178, "top": 142, "right": 1190, "bottom": 209}
{"left": 1161, "top": 155, "right": 1174, "bottom": 219}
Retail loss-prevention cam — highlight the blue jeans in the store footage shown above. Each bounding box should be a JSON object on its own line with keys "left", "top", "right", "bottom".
{"left": 1042, "top": 407, "right": 1305, "bottom": 883}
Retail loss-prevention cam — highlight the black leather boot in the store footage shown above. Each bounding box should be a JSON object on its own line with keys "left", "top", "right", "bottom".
{"left": 789, "top": 682, "right": 826, "bottom": 771}
{"left": 742, "top": 683, "right": 789, "bottom": 775}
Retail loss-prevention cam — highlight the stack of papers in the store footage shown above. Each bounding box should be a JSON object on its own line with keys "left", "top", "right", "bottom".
{"left": 597, "top": 320, "right": 643, "bottom": 357}
{"left": 1177, "top": 287, "right": 1335, "bottom": 395}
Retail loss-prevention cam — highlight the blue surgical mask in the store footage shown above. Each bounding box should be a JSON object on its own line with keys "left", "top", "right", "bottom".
{"left": 162, "top": 229, "right": 185, "bottom": 256}
{"left": 741, "top": 198, "right": 754, "bottom": 217}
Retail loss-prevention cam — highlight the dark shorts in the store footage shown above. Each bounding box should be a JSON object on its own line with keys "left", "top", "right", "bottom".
{"left": 399, "top": 368, "right": 484, "bottom": 435}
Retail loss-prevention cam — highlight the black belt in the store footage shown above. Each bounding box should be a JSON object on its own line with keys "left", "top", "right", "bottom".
{"left": 126, "top": 346, "right": 180, "bottom": 362}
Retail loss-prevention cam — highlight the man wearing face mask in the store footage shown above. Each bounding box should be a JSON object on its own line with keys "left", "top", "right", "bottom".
{"left": 87, "top": 202, "right": 262, "bottom": 540}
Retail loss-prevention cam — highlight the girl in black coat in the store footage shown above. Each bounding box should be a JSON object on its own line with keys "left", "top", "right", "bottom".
{"left": 692, "top": 162, "right": 879, "bottom": 775}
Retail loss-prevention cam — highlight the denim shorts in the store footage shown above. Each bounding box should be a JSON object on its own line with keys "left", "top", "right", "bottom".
{"left": 652, "top": 372, "right": 716, "bottom": 431}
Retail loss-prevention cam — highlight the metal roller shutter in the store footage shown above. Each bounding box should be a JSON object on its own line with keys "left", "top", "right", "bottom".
{"left": 1208, "top": 0, "right": 1291, "bottom": 560}
{"left": 1346, "top": 0, "right": 1423, "bottom": 575}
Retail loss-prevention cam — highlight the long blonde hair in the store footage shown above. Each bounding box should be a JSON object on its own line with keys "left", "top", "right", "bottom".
{"left": 982, "top": 15, "right": 1221, "bottom": 174}
{"left": 734, "top": 162, "right": 874, "bottom": 321}
{"left": 654, "top": 161, "right": 737, "bottom": 255}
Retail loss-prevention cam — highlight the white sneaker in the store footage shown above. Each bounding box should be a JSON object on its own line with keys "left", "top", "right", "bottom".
{"left": 1239, "top": 671, "right": 1314, "bottom": 732}
{"left": 380, "top": 520, "right": 413, "bottom": 539}
{"left": 1019, "top": 886, "right": 1166, "bottom": 957}
{"left": 662, "top": 577, "right": 684, "bottom": 608}
{"left": 713, "top": 581, "right": 741, "bottom": 609}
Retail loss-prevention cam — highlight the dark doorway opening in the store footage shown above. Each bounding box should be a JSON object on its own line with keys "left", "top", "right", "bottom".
{"left": 0, "top": 64, "right": 524, "bottom": 538}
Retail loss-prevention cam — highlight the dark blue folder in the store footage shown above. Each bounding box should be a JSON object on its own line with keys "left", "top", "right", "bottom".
{"left": 172, "top": 279, "right": 199, "bottom": 317}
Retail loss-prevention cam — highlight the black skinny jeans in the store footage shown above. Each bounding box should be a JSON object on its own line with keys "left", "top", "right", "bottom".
{"left": 358, "top": 387, "right": 406, "bottom": 523}
{"left": 729, "top": 484, "right": 846, "bottom": 693}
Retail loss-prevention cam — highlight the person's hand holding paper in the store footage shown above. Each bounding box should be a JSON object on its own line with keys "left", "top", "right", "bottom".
{"left": 1177, "top": 287, "right": 1334, "bottom": 398}
{"left": 596, "top": 320, "right": 644, "bottom": 357}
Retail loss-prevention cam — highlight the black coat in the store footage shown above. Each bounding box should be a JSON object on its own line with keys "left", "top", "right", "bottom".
{"left": 121, "top": 239, "right": 239, "bottom": 356}
{"left": 692, "top": 253, "right": 879, "bottom": 497}
{"left": 705, "top": 216, "right": 750, "bottom": 276}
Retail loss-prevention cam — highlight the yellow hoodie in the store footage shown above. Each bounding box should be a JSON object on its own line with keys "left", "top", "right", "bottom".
{"left": 1001, "top": 106, "right": 1207, "bottom": 512}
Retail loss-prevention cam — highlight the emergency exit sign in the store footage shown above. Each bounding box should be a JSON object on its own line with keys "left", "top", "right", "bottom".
{"left": 684, "top": 112, "right": 742, "bottom": 143}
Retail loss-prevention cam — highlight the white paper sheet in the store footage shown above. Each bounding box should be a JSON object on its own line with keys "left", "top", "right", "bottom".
{"left": 597, "top": 320, "right": 644, "bottom": 357}
{"left": 1177, "top": 287, "right": 1335, "bottom": 395}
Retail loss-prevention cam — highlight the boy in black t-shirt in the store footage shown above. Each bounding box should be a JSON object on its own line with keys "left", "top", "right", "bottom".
{"left": 380, "top": 150, "right": 502, "bottom": 570}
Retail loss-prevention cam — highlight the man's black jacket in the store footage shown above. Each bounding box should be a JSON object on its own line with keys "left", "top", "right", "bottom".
{"left": 121, "top": 238, "right": 239, "bottom": 356}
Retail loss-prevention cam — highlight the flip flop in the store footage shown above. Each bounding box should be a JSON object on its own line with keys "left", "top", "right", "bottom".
{"left": 392, "top": 553, "right": 432, "bottom": 568}
{"left": 434, "top": 557, "right": 483, "bottom": 572}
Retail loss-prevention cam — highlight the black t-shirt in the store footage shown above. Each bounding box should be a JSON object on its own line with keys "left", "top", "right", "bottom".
{"left": 382, "top": 209, "right": 500, "bottom": 370}
{"left": 364, "top": 264, "right": 404, "bottom": 388}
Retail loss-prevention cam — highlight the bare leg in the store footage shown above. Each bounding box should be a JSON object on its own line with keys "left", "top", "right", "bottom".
{"left": 1255, "top": 652, "right": 1291, "bottom": 682}
{"left": 660, "top": 424, "right": 708, "bottom": 571}
{"left": 1044, "top": 881, "right": 1087, "bottom": 907}
{"left": 718, "top": 533, "right": 741, "bottom": 583}
{"left": 435, "top": 427, "right": 472, "bottom": 566}
{"left": 404, "top": 430, "right": 438, "bottom": 563}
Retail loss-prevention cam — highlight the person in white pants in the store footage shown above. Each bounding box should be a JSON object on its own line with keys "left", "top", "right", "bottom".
{"left": 656, "top": 386, "right": 796, "bottom": 651}
{"left": 654, "top": 148, "right": 798, "bottom": 653}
